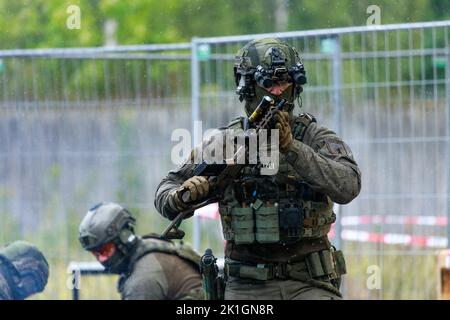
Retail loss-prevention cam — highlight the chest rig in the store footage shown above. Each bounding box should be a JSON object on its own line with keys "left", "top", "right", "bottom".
{"left": 219, "top": 113, "right": 336, "bottom": 245}
{"left": 120, "top": 237, "right": 200, "bottom": 280}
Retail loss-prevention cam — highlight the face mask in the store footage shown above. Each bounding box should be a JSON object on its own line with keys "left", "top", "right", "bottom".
{"left": 92, "top": 242, "right": 129, "bottom": 274}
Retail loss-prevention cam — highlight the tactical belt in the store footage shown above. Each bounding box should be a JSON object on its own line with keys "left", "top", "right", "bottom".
{"left": 224, "top": 249, "right": 346, "bottom": 282}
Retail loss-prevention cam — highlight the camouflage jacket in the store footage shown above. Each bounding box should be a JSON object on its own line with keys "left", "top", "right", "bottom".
{"left": 118, "top": 238, "right": 203, "bottom": 300}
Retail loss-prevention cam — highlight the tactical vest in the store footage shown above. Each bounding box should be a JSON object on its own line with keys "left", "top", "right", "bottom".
{"left": 219, "top": 113, "right": 336, "bottom": 245}
{"left": 127, "top": 237, "right": 201, "bottom": 273}
{"left": 117, "top": 237, "right": 202, "bottom": 299}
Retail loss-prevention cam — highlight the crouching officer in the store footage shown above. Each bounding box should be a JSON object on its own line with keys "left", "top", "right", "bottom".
{"left": 78, "top": 202, "right": 203, "bottom": 300}
{"left": 0, "top": 241, "right": 49, "bottom": 300}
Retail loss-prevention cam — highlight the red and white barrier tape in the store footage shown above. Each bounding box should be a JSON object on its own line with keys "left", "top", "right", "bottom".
{"left": 338, "top": 229, "right": 447, "bottom": 248}
{"left": 342, "top": 215, "right": 447, "bottom": 226}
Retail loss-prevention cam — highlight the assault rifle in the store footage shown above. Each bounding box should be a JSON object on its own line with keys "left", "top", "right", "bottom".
{"left": 160, "top": 96, "right": 286, "bottom": 240}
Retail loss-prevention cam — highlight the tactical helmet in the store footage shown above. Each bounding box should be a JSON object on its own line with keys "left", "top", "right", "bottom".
{"left": 78, "top": 202, "right": 137, "bottom": 274}
{"left": 0, "top": 240, "right": 49, "bottom": 299}
{"left": 234, "top": 38, "right": 307, "bottom": 116}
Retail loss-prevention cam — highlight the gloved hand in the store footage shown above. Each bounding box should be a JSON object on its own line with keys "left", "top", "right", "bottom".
{"left": 170, "top": 176, "right": 210, "bottom": 211}
{"left": 274, "top": 110, "right": 293, "bottom": 153}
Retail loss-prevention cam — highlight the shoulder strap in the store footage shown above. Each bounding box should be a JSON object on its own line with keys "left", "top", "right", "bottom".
{"left": 226, "top": 116, "right": 245, "bottom": 130}
{"left": 129, "top": 238, "right": 200, "bottom": 273}
{"left": 173, "top": 243, "right": 202, "bottom": 269}
{"left": 292, "top": 113, "right": 316, "bottom": 142}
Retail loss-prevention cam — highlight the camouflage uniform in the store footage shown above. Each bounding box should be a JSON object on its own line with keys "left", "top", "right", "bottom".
{"left": 118, "top": 236, "right": 203, "bottom": 300}
{"left": 154, "top": 38, "right": 361, "bottom": 300}
{"left": 0, "top": 241, "right": 49, "bottom": 300}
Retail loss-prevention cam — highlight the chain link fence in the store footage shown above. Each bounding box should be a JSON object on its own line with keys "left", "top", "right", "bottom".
{"left": 0, "top": 21, "right": 449, "bottom": 299}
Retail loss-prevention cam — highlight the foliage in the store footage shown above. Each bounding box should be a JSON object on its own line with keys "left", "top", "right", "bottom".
{"left": 0, "top": 0, "right": 448, "bottom": 49}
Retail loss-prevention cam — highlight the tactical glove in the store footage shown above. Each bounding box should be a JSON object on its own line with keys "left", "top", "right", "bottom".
{"left": 169, "top": 176, "right": 210, "bottom": 211}
{"left": 274, "top": 110, "right": 293, "bottom": 153}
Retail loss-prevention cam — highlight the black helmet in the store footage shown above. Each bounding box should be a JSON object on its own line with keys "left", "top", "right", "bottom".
{"left": 234, "top": 38, "right": 307, "bottom": 116}
{"left": 0, "top": 240, "right": 49, "bottom": 299}
{"left": 78, "top": 202, "right": 137, "bottom": 273}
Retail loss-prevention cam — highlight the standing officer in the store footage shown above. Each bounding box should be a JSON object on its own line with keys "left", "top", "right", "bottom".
{"left": 155, "top": 38, "right": 361, "bottom": 299}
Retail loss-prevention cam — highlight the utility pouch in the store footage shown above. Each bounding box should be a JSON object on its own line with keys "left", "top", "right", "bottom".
{"left": 279, "top": 206, "right": 303, "bottom": 241}
{"left": 253, "top": 200, "right": 280, "bottom": 243}
{"left": 230, "top": 206, "right": 254, "bottom": 244}
{"left": 333, "top": 249, "right": 347, "bottom": 276}
{"left": 305, "top": 249, "right": 339, "bottom": 279}
{"left": 306, "top": 252, "right": 325, "bottom": 278}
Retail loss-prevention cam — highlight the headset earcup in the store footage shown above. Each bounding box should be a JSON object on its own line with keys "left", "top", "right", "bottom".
{"left": 119, "top": 229, "right": 136, "bottom": 248}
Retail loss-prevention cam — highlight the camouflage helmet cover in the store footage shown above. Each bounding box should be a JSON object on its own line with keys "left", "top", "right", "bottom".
{"left": 0, "top": 240, "right": 49, "bottom": 299}
{"left": 234, "top": 37, "right": 301, "bottom": 76}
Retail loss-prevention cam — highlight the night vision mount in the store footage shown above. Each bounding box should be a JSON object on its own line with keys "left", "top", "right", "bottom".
{"left": 235, "top": 48, "right": 307, "bottom": 102}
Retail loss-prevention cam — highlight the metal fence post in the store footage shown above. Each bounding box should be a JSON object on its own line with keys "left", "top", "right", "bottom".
{"left": 331, "top": 34, "right": 343, "bottom": 251}
{"left": 72, "top": 270, "right": 79, "bottom": 300}
{"left": 191, "top": 37, "right": 201, "bottom": 252}
{"left": 446, "top": 32, "right": 450, "bottom": 249}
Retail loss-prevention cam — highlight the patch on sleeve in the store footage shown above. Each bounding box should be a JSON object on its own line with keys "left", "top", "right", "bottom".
{"left": 324, "top": 138, "right": 350, "bottom": 156}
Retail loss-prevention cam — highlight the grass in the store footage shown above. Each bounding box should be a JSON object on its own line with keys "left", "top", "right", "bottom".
{"left": 343, "top": 242, "right": 439, "bottom": 300}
